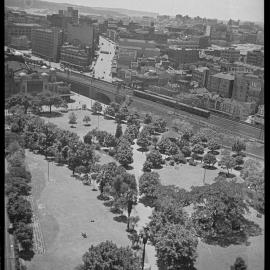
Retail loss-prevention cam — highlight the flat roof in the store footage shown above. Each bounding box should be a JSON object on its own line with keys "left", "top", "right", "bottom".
{"left": 212, "top": 72, "right": 235, "bottom": 80}
{"left": 13, "top": 23, "right": 41, "bottom": 27}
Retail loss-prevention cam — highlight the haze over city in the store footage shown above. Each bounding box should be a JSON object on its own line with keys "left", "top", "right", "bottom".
{"left": 45, "top": 0, "right": 264, "bottom": 22}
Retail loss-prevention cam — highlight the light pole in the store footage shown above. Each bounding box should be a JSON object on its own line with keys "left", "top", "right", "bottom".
{"left": 140, "top": 227, "right": 150, "bottom": 270}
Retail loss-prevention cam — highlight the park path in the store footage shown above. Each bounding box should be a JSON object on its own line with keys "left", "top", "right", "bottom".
{"left": 129, "top": 126, "right": 158, "bottom": 270}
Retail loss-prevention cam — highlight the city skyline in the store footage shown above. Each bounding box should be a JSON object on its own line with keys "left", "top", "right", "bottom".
{"left": 44, "top": 0, "right": 264, "bottom": 22}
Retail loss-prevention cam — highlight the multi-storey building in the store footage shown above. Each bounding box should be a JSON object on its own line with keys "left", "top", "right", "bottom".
{"left": 167, "top": 47, "right": 199, "bottom": 68}
{"left": 254, "top": 105, "right": 264, "bottom": 125}
{"left": 60, "top": 44, "right": 90, "bottom": 70}
{"left": 220, "top": 48, "right": 240, "bottom": 63}
{"left": 31, "top": 28, "right": 63, "bottom": 62}
{"left": 207, "top": 72, "right": 235, "bottom": 98}
{"left": 246, "top": 50, "right": 264, "bottom": 67}
{"left": 6, "top": 23, "right": 41, "bottom": 41}
{"left": 192, "top": 67, "right": 209, "bottom": 87}
{"left": 232, "top": 73, "right": 263, "bottom": 103}
{"left": 10, "top": 35, "right": 30, "bottom": 50}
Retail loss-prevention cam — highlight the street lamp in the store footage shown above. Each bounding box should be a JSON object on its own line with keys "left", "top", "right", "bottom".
{"left": 140, "top": 227, "right": 150, "bottom": 270}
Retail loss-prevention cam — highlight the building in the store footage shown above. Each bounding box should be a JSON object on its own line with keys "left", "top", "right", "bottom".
{"left": 207, "top": 72, "right": 235, "bottom": 98}
{"left": 220, "top": 48, "right": 240, "bottom": 63}
{"left": 10, "top": 35, "right": 30, "bottom": 49}
{"left": 60, "top": 44, "right": 90, "bottom": 71}
{"left": 232, "top": 73, "right": 263, "bottom": 103}
{"left": 167, "top": 47, "right": 200, "bottom": 68}
{"left": 31, "top": 28, "right": 63, "bottom": 62}
{"left": 192, "top": 67, "right": 209, "bottom": 87}
{"left": 246, "top": 50, "right": 264, "bottom": 67}
{"left": 6, "top": 23, "right": 41, "bottom": 41}
{"left": 47, "top": 7, "right": 78, "bottom": 27}
{"left": 117, "top": 47, "right": 137, "bottom": 68}
{"left": 66, "top": 21, "right": 95, "bottom": 55}
{"left": 118, "top": 38, "right": 160, "bottom": 58}
{"left": 107, "top": 29, "right": 118, "bottom": 42}
{"left": 241, "top": 32, "right": 257, "bottom": 44}
{"left": 254, "top": 105, "right": 264, "bottom": 125}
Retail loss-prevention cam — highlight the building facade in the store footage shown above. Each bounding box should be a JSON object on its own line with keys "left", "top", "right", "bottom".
{"left": 246, "top": 50, "right": 264, "bottom": 67}
{"left": 60, "top": 44, "right": 90, "bottom": 70}
{"left": 31, "top": 28, "right": 63, "bottom": 62}
{"left": 207, "top": 72, "right": 235, "bottom": 98}
{"left": 192, "top": 67, "right": 209, "bottom": 87}
{"left": 10, "top": 35, "right": 30, "bottom": 49}
{"left": 6, "top": 23, "right": 41, "bottom": 41}
{"left": 220, "top": 48, "right": 240, "bottom": 63}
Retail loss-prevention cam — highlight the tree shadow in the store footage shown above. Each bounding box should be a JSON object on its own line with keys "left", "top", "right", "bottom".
{"left": 200, "top": 219, "right": 262, "bottom": 248}
{"left": 70, "top": 125, "right": 77, "bottom": 128}
{"left": 207, "top": 150, "right": 220, "bottom": 155}
{"left": 37, "top": 111, "right": 63, "bottom": 118}
{"left": 123, "top": 165, "right": 134, "bottom": 170}
{"left": 19, "top": 250, "right": 35, "bottom": 261}
{"left": 137, "top": 147, "right": 148, "bottom": 153}
{"left": 202, "top": 165, "right": 218, "bottom": 170}
{"left": 55, "top": 162, "right": 65, "bottom": 167}
{"left": 152, "top": 164, "right": 163, "bottom": 170}
{"left": 103, "top": 200, "right": 114, "bottom": 207}
{"left": 218, "top": 171, "right": 236, "bottom": 178}
{"left": 84, "top": 124, "right": 91, "bottom": 127}
{"left": 234, "top": 166, "right": 243, "bottom": 171}
{"left": 97, "top": 194, "right": 110, "bottom": 201}
{"left": 113, "top": 214, "right": 127, "bottom": 224}
{"left": 139, "top": 196, "right": 155, "bottom": 208}
{"left": 110, "top": 207, "right": 123, "bottom": 215}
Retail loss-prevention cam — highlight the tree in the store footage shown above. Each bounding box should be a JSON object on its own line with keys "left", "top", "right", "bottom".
{"left": 151, "top": 136, "right": 159, "bottom": 149}
{"left": 109, "top": 102, "right": 120, "bottom": 113}
{"left": 69, "top": 112, "right": 77, "bottom": 125}
{"left": 171, "top": 119, "right": 193, "bottom": 134}
{"left": 146, "top": 150, "right": 163, "bottom": 169}
{"left": 232, "top": 138, "right": 246, "bottom": 156}
{"left": 115, "top": 123, "right": 123, "bottom": 139}
{"left": 181, "top": 146, "right": 191, "bottom": 157}
{"left": 115, "top": 143, "right": 133, "bottom": 167}
{"left": 37, "top": 91, "right": 63, "bottom": 113}
{"left": 240, "top": 159, "right": 262, "bottom": 180}
{"left": 124, "top": 125, "right": 140, "bottom": 143}
{"left": 6, "top": 93, "right": 34, "bottom": 114}
{"left": 153, "top": 118, "right": 167, "bottom": 133}
{"left": 230, "top": 257, "right": 247, "bottom": 270}
{"left": 208, "top": 139, "right": 220, "bottom": 153}
{"left": 203, "top": 153, "right": 217, "bottom": 168}
{"left": 139, "top": 172, "right": 161, "bottom": 201}
{"left": 220, "top": 154, "right": 236, "bottom": 176}
{"left": 76, "top": 241, "right": 141, "bottom": 270}
{"left": 144, "top": 113, "right": 152, "bottom": 124}
{"left": 137, "top": 130, "right": 151, "bottom": 150}
{"left": 104, "top": 105, "right": 115, "bottom": 117}
{"left": 190, "top": 181, "right": 251, "bottom": 243}
{"left": 142, "top": 160, "right": 152, "bottom": 172}
{"left": 91, "top": 101, "right": 102, "bottom": 114}
{"left": 83, "top": 131, "right": 92, "bottom": 145}
{"left": 190, "top": 134, "right": 202, "bottom": 145}
{"left": 158, "top": 138, "right": 179, "bottom": 156}
{"left": 83, "top": 115, "right": 91, "bottom": 126}
{"left": 127, "top": 113, "right": 140, "bottom": 127}
{"left": 154, "top": 223, "right": 198, "bottom": 270}
{"left": 192, "top": 143, "right": 204, "bottom": 155}
{"left": 14, "top": 222, "right": 33, "bottom": 251}
{"left": 115, "top": 105, "right": 128, "bottom": 123}
{"left": 104, "top": 133, "right": 117, "bottom": 148}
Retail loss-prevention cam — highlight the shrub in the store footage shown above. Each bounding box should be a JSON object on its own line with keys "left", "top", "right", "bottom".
{"left": 143, "top": 160, "right": 152, "bottom": 172}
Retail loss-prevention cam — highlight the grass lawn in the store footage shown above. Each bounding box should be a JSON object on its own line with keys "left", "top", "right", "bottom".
{"left": 41, "top": 110, "right": 126, "bottom": 140}
{"left": 25, "top": 150, "right": 131, "bottom": 270}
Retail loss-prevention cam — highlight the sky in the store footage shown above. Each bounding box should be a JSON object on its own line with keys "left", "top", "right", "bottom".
{"left": 44, "top": 0, "right": 264, "bottom": 22}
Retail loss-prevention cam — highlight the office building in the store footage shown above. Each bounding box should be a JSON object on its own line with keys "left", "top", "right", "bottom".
{"left": 192, "top": 67, "right": 209, "bottom": 87}
{"left": 246, "top": 50, "right": 264, "bottom": 67}
{"left": 6, "top": 23, "right": 41, "bottom": 41}
{"left": 207, "top": 72, "right": 235, "bottom": 98}
{"left": 220, "top": 48, "right": 240, "bottom": 63}
{"left": 31, "top": 28, "right": 63, "bottom": 62}
{"left": 232, "top": 73, "right": 263, "bottom": 103}
{"left": 167, "top": 47, "right": 199, "bottom": 68}
{"left": 60, "top": 44, "right": 90, "bottom": 70}
{"left": 10, "top": 35, "right": 30, "bottom": 49}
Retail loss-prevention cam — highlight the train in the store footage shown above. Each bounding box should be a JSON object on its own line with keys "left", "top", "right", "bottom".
{"left": 133, "top": 89, "right": 211, "bottom": 118}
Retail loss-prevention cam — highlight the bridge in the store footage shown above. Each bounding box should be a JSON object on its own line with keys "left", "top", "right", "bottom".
{"left": 56, "top": 71, "right": 133, "bottom": 104}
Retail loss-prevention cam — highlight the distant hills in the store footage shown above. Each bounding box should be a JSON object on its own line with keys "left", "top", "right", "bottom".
{"left": 5, "top": 0, "right": 159, "bottom": 17}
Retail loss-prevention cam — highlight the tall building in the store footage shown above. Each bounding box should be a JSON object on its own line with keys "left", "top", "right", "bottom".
{"left": 232, "top": 73, "right": 263, "bottom": 103}
{"left": 220, "top": 48, "right": 240, "bottom": 63}
{"left": 47, "top": 7, "right": 78, "bottom": 27}
{"left": 167, "top": 47, "right": 199, "bottom": 68}
{"left": 192, "top": 67, "right": 209, "bottom": 87}
{"left": 60, "top": 44, "right": 90, "bottom": 70}
{"left": 66, "top": 21, "right": 95, "bottom": 55}
{"left": 207, "top": 72, "right": 235, "bottom": 98}
{"left": 6, "top": 23, "right": 41, "bottom": 41}
{"left": 246, "top": 50, "right": 264, "bottom": 67}
{"left": 31, "top": 28, "right": 63, "bottom": 62}
{"left": 10, "top": 35, "right": 30, "bottom": 49}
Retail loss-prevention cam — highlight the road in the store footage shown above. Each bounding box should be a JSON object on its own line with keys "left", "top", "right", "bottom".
{"left": 93, "top": 36, "right": 116, "bottom": 82}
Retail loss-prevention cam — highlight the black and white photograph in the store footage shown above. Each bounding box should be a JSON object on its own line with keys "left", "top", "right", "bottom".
{"left": 4, "top": 0, "right": 264, "bottom": 269}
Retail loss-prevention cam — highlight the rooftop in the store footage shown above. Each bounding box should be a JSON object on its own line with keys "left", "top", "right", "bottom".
{"left": 212, "top": 72, "right": 235, "bottom": 80}
{"left": 13, "top": 23, "right": 41, "bottom": 27}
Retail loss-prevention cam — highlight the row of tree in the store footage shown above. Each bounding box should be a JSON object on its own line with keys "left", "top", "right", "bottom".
{"left": 5, "top": 134, "right": 34, "bottom": 255}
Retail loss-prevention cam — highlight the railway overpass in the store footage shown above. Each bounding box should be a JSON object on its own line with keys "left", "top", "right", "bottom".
{"left": 56, "top": 71, "right": 133, "bottom": 105}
